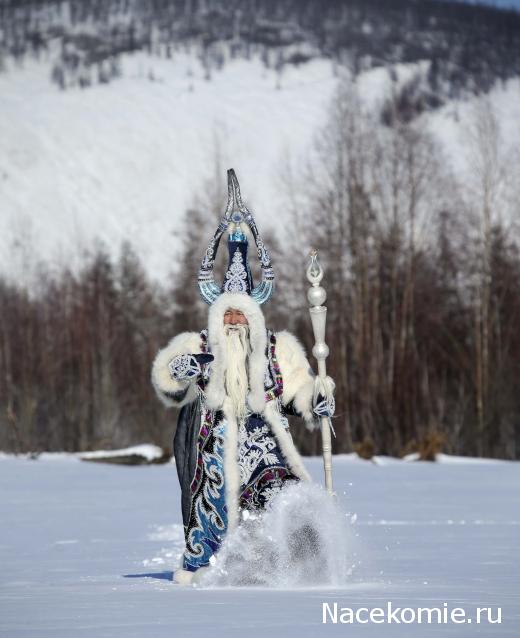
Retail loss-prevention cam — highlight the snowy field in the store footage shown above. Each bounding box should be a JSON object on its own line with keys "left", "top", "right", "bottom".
{"left": 1, "top": 453, "right": 519, "bottom": 637}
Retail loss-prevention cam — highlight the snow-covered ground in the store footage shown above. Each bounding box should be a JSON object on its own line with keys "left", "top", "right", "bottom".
{"left": 1, "top": 453, "right": 519, "bottom": 636}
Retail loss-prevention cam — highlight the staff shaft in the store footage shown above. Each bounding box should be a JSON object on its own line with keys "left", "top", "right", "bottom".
{"left": 306, "top": 251, "right": 334, "bottom": 495}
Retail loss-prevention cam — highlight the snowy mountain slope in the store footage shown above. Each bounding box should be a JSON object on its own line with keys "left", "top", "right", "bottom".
{"left": 1, "top": 51, "right": 519, "bottom": 284}
{"left": 425, "top": 76, "right": 520, "bottom": 182}
{"left": 0, "top": 52, "right": 338, "bottom": 282}
{"left": 0, "top": 454, "right": 519, "bottom": 636}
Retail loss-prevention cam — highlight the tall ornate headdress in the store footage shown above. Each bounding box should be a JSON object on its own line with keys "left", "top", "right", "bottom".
{"left": 198, "top": 169, "right": 275, "bottom": 305}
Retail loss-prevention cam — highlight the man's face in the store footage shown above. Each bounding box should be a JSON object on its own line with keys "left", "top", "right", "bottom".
{"left": 222, "top": 308, "right": 250, "bottom": 418}
{"left": 223, "top": 308, "right": 249, "bottom": 326}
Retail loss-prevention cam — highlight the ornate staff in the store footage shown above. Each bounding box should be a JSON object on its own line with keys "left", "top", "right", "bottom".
{"left": 306, "top": 249, "right": 334, "bottom": 495}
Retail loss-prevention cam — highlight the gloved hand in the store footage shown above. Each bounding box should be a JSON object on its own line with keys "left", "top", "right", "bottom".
{"left": 168, "top": 353, "right": 214, "bottom": 381}
{"left": 312, "top": 376, "right": 336, "bottom": 418}
{"left": 313, "top": 393, "right": 336, "bottom": 418}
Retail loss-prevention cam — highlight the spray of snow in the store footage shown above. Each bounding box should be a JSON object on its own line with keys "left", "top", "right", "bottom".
{"left": 198, "top": 481, "right": 354, "bottom": 589}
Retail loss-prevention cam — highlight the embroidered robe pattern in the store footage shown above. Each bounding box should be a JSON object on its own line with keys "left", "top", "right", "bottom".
{"left": 182, "top": 330, "right": 299, "bottom": 572}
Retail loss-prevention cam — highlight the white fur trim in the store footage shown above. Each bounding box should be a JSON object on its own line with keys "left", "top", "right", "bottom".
{"left": 206, "top": 293, "right": 267, "bottom": 414}
{"left": 151, "top": 331, "right": 202, "bottom": 407}
{"left": 220, "top": 399, "right": 311, "bottom": 531}
{"left": 221, "top": 399, "right": 240, "bottom": 532}
{"left": 263, "top": 402, "right": 311, "bottom": 482}
{"left": 276, "top": 330, "right": 316, "bottom": 423}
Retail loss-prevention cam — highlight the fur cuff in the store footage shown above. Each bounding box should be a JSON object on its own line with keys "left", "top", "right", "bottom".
{"left": 293, "top": 375, "right": 316, "bottom": 424}
{"left": 276, "top": 330, "right": 316, "bottom": 422}
{"left": 151, "top": 331, "right": 202, "bottom": 407}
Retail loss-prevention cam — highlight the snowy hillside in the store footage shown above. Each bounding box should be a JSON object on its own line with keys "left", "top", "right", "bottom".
{"left": 2, "top": 48, "right": 519, "bottom": 284}
{"left": 0, "top": 52, "right": 337, "bottom": 280}
{"left": 1, "top": 453, "right": 519, "bottom": 636}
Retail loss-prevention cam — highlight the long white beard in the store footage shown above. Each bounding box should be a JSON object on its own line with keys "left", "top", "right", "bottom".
{"left": 223, "top": 324, "right": 251, "bottom": 419}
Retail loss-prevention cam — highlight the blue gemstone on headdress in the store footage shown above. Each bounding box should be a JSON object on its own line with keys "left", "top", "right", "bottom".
{"left": 228, "top": 227, "right": 247, "bottom": 242}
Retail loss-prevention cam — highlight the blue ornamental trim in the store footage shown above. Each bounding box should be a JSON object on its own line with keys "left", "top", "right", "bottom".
{"left": 223, "top": 247, "right": 248, "bottom": 293}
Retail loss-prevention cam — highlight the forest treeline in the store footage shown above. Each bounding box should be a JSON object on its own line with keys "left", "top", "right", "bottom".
{"left": 1, "top": 82, "right": 519, "bottom": 460}
{"left": 1, "top": 0, "right": 519, "bottom": 113}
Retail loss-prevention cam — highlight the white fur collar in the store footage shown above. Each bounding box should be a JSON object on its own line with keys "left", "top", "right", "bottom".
{"left": 205, "top": 293, "right": 267, "bottom": 414}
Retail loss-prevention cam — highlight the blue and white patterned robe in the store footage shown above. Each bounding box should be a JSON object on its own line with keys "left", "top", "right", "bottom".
{"left": 151, "top": 292, "right": 316, "bottom": 583}
{"left": 181, "top": 330, "right": 300, "bottom": 572}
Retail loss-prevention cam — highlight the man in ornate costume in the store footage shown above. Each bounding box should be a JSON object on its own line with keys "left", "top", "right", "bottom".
{"left": 151, "top": 169, "right": 334, "bottom": 585}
